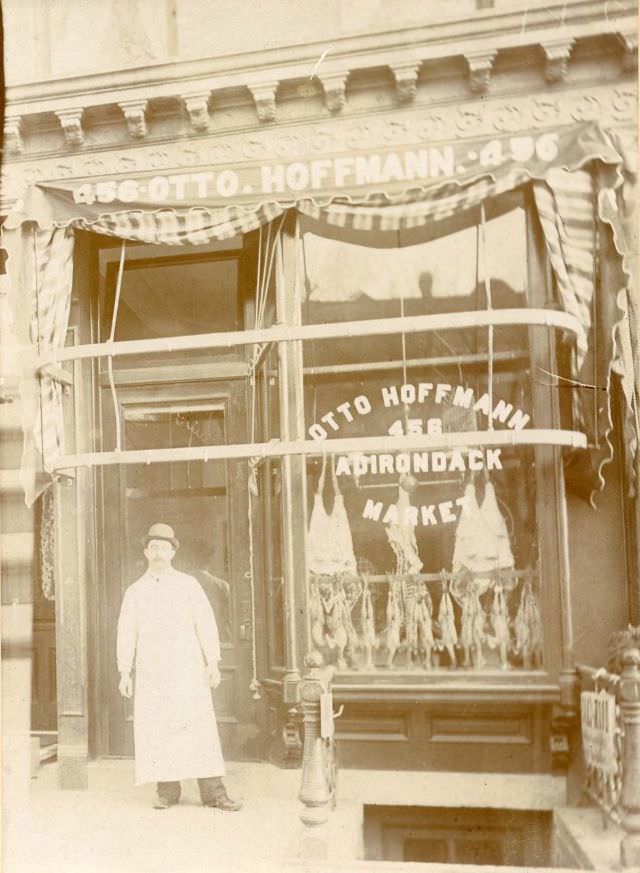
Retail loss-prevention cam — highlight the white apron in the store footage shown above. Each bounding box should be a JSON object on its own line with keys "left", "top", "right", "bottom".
{"left": 116, "top": 569, "right": 225, "bottom": 785}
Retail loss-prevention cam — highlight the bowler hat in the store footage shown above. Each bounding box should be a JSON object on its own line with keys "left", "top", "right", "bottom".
{"left": 142, "top": 523, "right": 179, "bottom": 550}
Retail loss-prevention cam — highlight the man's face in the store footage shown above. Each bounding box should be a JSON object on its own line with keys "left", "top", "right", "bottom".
{"left": 144, "top": 539, "right": 175, "bottom": 573}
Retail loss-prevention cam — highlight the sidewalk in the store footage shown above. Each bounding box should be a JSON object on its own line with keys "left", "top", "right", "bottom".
{"left": 5, "top": 758, "right": 617, "bottom": 873}
{"left": 5, "top": 759, "right": 314, "bottom": 873}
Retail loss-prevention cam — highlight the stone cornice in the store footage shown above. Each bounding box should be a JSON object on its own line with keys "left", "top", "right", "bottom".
{"left": 3, "top": 28, "right": 633, "bottom": 165}
{"left": 2, "top": 80, "right": 634, "bottom": 210}
{"left": 4, "top": 1, "right": 635, "bottom": 120}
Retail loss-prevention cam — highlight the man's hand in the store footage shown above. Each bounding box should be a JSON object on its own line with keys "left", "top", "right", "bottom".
{"left": 118, "top": 673, "right": 133, "bottom": 698}
{"left": 206, "top": 662, "right": 221, "bottom": 689}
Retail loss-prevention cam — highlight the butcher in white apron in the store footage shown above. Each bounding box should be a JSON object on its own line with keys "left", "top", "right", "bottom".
{"left": 116, "top": 522, "right": 241, "bottom": 811}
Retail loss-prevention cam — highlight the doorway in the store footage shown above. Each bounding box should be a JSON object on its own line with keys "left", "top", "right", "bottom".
{"left": 96, "top": 379, "right": 263, "bottom": 761}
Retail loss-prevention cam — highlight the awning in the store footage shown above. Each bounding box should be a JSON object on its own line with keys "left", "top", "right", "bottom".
{"left": 3, "top": 120, "right": 637, "bottom": 506}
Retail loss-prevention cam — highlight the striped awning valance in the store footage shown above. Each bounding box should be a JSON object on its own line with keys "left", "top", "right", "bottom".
{"left": 3, "top": 120, "right": 636, "bottom": 506}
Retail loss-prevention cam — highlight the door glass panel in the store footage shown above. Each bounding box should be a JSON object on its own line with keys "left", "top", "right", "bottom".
{"left": 122, "top": 404, "right": 232, "bottom": 642}
{"left": 108, "top": 257, "right": 240, "bottom": 341}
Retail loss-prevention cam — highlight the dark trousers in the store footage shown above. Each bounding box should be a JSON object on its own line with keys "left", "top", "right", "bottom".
{"left": 157, "top": 776, "right": 224, "bottom": 805}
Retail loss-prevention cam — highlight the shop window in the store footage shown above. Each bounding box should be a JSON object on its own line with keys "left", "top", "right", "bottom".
{"left": 301, "top": 192, "right": 549, "bottom": 674}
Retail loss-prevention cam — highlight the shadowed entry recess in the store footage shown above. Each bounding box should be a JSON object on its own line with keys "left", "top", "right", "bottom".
{"left": 364, "top": 805, "right": 552, "bottom": 866}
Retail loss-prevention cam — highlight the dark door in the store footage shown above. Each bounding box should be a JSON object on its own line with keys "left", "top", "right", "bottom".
{"left": 97, "top": 379, "right": 261, "bottom": 760}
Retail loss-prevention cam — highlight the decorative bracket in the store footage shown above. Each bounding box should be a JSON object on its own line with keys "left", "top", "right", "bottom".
{"left": 55, "top": 109, "right": 85, "bottom": 148}
{"left": 465, "top": 50, "right": 496, "bottom": 94}
{"left": 542, "top": 39, "right": 574, "bottom": 84}
{"left": 4, "top": 116, "right": 24, "bottom": 155}
{"left": 318, "top": 72, "right": 348, "bottom": 113}
{"left": 118, "top": 99, "right": 148, "bottom": 138}
{"left": 390, "top": 62, "right": 420, "bottom": 104}
{"left": 181, "top": 92, "right": 211, "bottom": 132}
{"left": 249, "top": 82, "right": 278, "bottom": 123}
{"left": 617, "top": 31, "right": 638, "bottom": 72}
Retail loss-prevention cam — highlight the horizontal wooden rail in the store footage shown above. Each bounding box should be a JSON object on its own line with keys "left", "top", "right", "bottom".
{"left": 51, "top": 427, "right": 587, "bottom": 471}
{"left": 304, "top": 349, "right": 527, "bottom": 377}
{"left": 37, "top": 307, "right": 581, "bottom": 368}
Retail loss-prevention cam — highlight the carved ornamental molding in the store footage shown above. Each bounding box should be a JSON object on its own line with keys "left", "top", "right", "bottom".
{"left": 542, "top": 39, "right": 575, "bottom": 84}
{"left": 617, "top": 31, "right": 638, "bottom": 72}
{"left": 390, "top": 63, "right": 421, "bottom": 104}
{"left": 249, "top": 83, "right": 278, "bottom": 123}
{"left": 55, "top": 109, "right": 85, "bottom": 148}
{"left": 4, "top": 117, "right": 23, "bottom": 155}
{"left": 182, "top": 93, "right": 211, "bottom": 131}
{"left": 318, "top": 72, "right": 349, "bottom": 114}
{"left": 1, "top": 83, "right": 635, "bottom": 207}
{"left": 465, "top": 51, "right": 496, "bottom": 94}
{"left": 118, "top": 99, "right": 148, "bottom": 138}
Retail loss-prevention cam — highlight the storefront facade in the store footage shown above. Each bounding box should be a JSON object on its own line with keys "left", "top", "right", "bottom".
{"left": 1, "top": 0, "right": 637, "bottom": 816}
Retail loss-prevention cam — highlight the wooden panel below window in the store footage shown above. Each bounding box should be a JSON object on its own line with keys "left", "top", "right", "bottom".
{"left": 427, "top": 710, "right": 532, "bottom": 745}
{"left": 335, "top": 709, "right": 410, "bottom": 743}
{"left": 334, "top": 700, "right": 549, "bottom": 772}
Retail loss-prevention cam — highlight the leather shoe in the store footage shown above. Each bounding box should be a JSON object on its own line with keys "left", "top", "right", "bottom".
{"left": 153, "top": 796, "right": 177, "bottom": 809}
{"left": 206, "top": 792, "right": 242, "bottom": 811}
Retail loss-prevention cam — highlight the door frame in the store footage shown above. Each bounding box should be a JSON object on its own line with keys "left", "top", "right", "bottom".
{"left": 94, "top": 373, "right": 262, "bottom": 759}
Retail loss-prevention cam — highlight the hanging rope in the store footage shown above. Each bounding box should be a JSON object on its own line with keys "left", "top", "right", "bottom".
{"left": 107, "top": 240, "right": 126, "bottom": 451}
{"left": 38, "top": 486, "right": 56, "bottom": 600}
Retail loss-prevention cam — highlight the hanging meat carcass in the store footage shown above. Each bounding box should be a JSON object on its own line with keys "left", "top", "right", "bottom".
{"left": 307, "top": 455, "right": 357, "bottom": 576}
{"left": 458, "top": 581, "right": 486, "bottom": 668}
{"left": 513, "top": 574, "right": 543, "bottom": 668}
{"left": 479, "top": 481, "right": 515, "bottom": 575}
{"left": 437, "top": 571, "right": 458, "bottom": 668}
{"left": 452, "top": 479, "right": 515, "bottom": 668}
{"left": 404, "top": 576, "right": 435, "bottom": 669}
{"left": 383, "top": 575, "right": 404, "bottom": 668}
{"left": 337, "top": 576, "right": 360, "bottom": 663}
{"left": 317, "top": 579, "right": 349, "bottom": 669}
{"left": 360, "top": 577, "right": 377, "bottom": 670}
{"left": 386, "top": 484, "right": 423, "bottom": 577}
{"left": 453, "top": 480, "right": 514, "bottom": 582}
{"left": 309, "top": 576, "right": 326, "bottom": 652}
{"left": 488, "top": 582, "right": 511, "bottom": 669}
